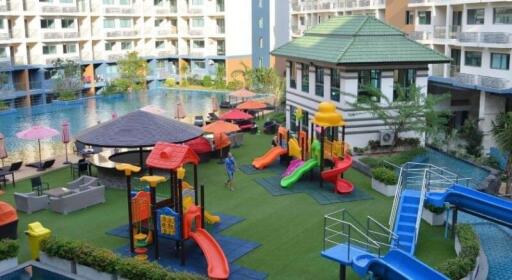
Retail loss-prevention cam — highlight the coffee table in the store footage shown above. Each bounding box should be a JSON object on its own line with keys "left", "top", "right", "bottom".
{"left": 45, "top": 187, "right": 73, "bottom": 198}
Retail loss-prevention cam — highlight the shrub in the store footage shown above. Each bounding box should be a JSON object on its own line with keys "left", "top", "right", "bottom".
{"left": 0, "top": 239, "right": 19, "bottom": 260}
{"left": 180, "top": 78, "right": 189, "bottom": 87}
{"left": 459, "top": 118, "right": 483, "bottom": 158}
{"left": 0, "top": 101, "right": 9, "bottom": 111}
{"left": 58, "top": 91, "right": 77, "bottom": 101}
{"left": 76, "top": 243, "right": 118, "bottom": 274}
{"left": 372, "top": 167, "right": 397, "bottom": 185}
{"left": 269, "top": 112, "right": 285, "bottom": 124}
{"left": 438, "top": 224, "right": 480, "bottom": 280}
{"left": 164, "top": 78, "right": 176, "bottom": 88}
{"left": 226, "top": 80, "right": 243, "bottom": 90}
{"left": 424, "top": 202, "right": 445, "bottom": 214}
{"left": 367, "top": 140, "right": 380, "bottom": 150}
{"left": 201, "top": 75, "right": 213, "bottom": 87}
{"left": 188, "top": 75, "right": 202, "bottom": 86}
{"left": 116, "top": 258, "right": 203, "bottom": 280}
{"left": 396, "top": 137, "right": 420, "bottom": 147}
{"left": 41, "top": 238, "right": 82, "bottom": 261}
{"left": 360, "top": 157, "right": 384, "bottom": 169}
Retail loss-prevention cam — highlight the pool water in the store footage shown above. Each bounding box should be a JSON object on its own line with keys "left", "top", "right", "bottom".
{"left": 1, "top": 265, "right": 73, "bottom": 280}
{"left": 0, "top": 89, "right": 225, "bottom": 163}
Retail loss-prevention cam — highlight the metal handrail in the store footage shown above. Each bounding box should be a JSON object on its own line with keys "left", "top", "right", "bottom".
{"left": 388, "top": 165, "right": 406, "bottom": 229}
{"left": 367, "top": 216, "right": 399, "bottom": 248}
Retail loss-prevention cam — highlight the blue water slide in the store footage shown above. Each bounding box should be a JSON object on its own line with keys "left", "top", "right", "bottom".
{"left": 426, "top": 184, "right": 512, "bottom": 226}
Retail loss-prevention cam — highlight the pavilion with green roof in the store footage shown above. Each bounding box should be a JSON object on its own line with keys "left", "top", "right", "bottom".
{"left": 271, "top": 15, "right": 449, "bottom": 147}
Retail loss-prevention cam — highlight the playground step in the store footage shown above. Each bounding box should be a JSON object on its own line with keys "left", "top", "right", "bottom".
{"left": 398, "top": 213, "right": 418, "bottom": 223}
{"left": 397, "top": 222, "right": 415, "bottom": 232}
{"left": 396, "top": 231, "right": 414, "bottom": 243}
{"left": 397, "top": 240, "right": 413, "bottom": 252}
{"left": 403, "top": 195, "right": 420, "bottom": 204}
{"left": 401, "top": 203, "right": 419, "bottom": 214}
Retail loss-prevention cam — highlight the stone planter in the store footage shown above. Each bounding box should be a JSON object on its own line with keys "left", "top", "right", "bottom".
{"left": 455, "top": 235, "right": 489, "bottom": 280}
{"left": 39, "top": 252, "right": 74, "bottom": 274}
{"left": 76, "top": 263, "right": 115, "bottom": 280}
{"left": 421, "top": 207, "right": 445, "bottom": 226}
{"left": 0, "top": 257, "right": 17, "bottom": 272}
{"left": 371, "top": 178, "right": 397, "bottom": 197}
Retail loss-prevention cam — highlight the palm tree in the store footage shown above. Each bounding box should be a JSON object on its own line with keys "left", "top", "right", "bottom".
{"left": 491, "top": 112, "right": 512, "bottom": 195}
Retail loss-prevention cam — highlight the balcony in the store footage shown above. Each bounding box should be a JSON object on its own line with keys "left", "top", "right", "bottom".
{"left": 158, "top": 50, "right": 176, "bottom": 57}
{"left": 104, "top": 7, "right": 135, "bottom": 14}
{"left": 408, "top": 31, "right": 432, "bottom": 41}
{"left": 216, "top": 25, "right": 225, "bottom": 34}
{"left": 188, "top": 29, "right": 203, "bottom": 36}
{"left": 450, "top": 71, "right": 510, "bottom": 90}
{"left": 39, "top": 5, "right": 79, "bottom": 13}
{"left": 431, "top": 26, "right": 511, "bottom": 44}
{"left": 42, "top": 31, "right": 79, "bottom": 40}
{"left": 105, "top": 30, "right": 138, "bottom": 38}
{"left": 0, "top": 32, "right": 10, "bottom": 40}
{"left": 188, "top": 6, "right": 202, "bottom": 14}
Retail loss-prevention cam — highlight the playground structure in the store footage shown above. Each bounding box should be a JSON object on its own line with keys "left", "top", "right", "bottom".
{"left": 116, "top": 142, "right": 229, "bottom": 279}
{"left": 321, "top": 161, "right": 512, "bottom": 279}
{"left": 251, "top": 126, "right": 288, "bottom": 169}
{"left": 278, "top": 102, "right": 354, "bottom": 194}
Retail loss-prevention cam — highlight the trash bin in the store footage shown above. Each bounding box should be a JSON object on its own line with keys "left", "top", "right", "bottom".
{"left": 25, "top": 222, "right": 51, "bottom": 260}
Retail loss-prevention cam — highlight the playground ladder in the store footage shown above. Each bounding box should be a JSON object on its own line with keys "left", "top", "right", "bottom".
{"left": 387, "top": 162, "right": 472, "bottom": 255}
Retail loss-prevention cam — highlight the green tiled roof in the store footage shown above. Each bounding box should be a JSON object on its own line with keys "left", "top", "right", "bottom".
{"left": 272, "top": 16, "right": 450, "bottom": 65}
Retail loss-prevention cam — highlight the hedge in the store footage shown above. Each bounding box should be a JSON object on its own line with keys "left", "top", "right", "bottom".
{"left": 360, "top": 147, "right": 426, "bottom": 168}
{"left": 371, "top": 167, "right": 398, "bottom": 185}
{"left": 438, "top": 224, "right": 480, "bottom": 280}
{"left": 41, "top": 238, "right": 205, "bottom": 280}
{"left": 0, "top": 239, "right": 19, "bottom": 261}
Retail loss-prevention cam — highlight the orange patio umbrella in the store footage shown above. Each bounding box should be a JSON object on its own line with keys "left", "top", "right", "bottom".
{"left": 211, "top": 96, "right": 219, "bottom": 112}
{"left": 220, "top": 109, "right": 254, "bottom": 121}
{"left": 229, "top": 88, "right": 256, "bottom": 99}
{"left": 203, "top": 120, "right": 240, "bottom": 134}
{"left": 236, "top": 100, "right": 267, "bottom": 110}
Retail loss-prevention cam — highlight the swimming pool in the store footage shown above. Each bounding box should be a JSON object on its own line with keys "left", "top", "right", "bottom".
{"left": 0, "top": 262, "right": 74, "bottom": 280}
{"left": 0, "top": 89, "right": 225, "bottom": 163}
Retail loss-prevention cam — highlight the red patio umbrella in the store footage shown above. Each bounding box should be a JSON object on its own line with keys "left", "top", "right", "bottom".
{"left": 203, "top": 120, "right": 240, "bottom": 134}
{"left": 220, "top": 109, "right": 254, "bottom": 121}
{"left": 236, "top": 100, "right": 267, "bottom": 110}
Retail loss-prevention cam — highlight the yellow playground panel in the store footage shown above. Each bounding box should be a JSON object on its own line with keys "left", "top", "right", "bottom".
{"left": 323, "top": 139, "right": 349, "bottom": 160}
{"left": 160, "top": 215, "right": 176, "bottom": 236}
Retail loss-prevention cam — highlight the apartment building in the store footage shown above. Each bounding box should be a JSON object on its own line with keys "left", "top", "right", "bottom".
{"left": 273, "top": 16, "right": 448, "bottom": 147}
{"left": 0, "top": 0, "right": 287, "bottom": 108}
{"left": 407, "top": 1, "right": 512, "bottom": 150}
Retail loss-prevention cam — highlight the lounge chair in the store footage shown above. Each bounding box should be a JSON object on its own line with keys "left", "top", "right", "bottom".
{"left": 0, "top": 161, "right": 23, "bottom": 188}
{"left": 26, "top": 159, "right": 56, "bottom": 171}
{"left": 194, "top": 116, "right": 205, "bottom": 127}
{"left": 208, "top": 112, "right": 220, "bottom": 121}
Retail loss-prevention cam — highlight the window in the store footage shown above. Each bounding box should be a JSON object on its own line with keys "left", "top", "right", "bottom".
{"left": 301, "top": 63, "right": 309, "bottom": 93}
{"left": 191, "top": 60, "right": 205, "bottom": 69}
{"left": 393, "top": 69, "right": 416, "bottom": 100}
{"left": 191, "top": 17, "right": 204, "bottom": 28}
{"left": 490, "top": 53, "right": 510, "bottom": 70}
{"left": 119, "top": 18, "right": 132, "bottom": 28}
{"left": 258, "top": 0, "right": 262, "bottom": 8}
{"left": 418, "top": 11, "right": 431, "bottom": 25}
{"left": 121, "top": 41, "right": 132, "bottom": 50}
{"left": 358, "top": 70, "right": 381, "bottom": 102}
{"left": 102, "top": 0, "right": 114, "bottom": 4}
{"left": 60, "top": 0, "right": 73, "bottom": 3}
{"left": 103, "top": 19, "right": 115, "bottom": 28}
{"left": 105, "top": 42, "right": 114, "bottom": 51}
{"left": 331, "top": 69, "right": 340, "bottom": 102}
{"left": 258, "top": 17, "right": 263, "bottom": 29}
{"left": 106, "top": 64, "right": 117, "bottom": 75}
{"left": 155, "top": 40, "right": 165, "bottom": 49}
{"left": 61, "top": 19, "right": 74, "bottom": 28}
{"left": 289, "top": 105, "right": 297, "bottom": 132}
{"left": 63, "top": 43, "right": 76, "bottom": 54}
{"left": 467, "top": 9, "right": 485, "bottom": 25}
{"left": 155, "top": 19, "right": 163, "bottom": 27}
{"left": 0, "top": 47, "right": 6, "bottom": 58}
{"left": 119, "top": 0, "right": 129, "bottom": 5}
{"left": 315, "top": 67, "right": 324, "bottom": 97}
{"left": 192, "top": 40, "right": 204, "bottom": 48}
{"left": 465, "top": 51, "right": 482, "bottom": 67}
{"left": 40, "top": 19, "right": 55, "bottom": 29}
{"left": 191, "top": 0, "right": 203, "bottom": 6}
{"left": 42, "top": 45, "right": 57, "bottom": 55}
{"left": 289, "top": 62, "right": 296, "bottom": 89}
{"left": 258, "top": 57, "right": 263, "bottom": 68}
{"left": 494, "top": 7, "right": 512, "bottom": 24}
{"left": 259, "top": 37, "right": 263, "bottom": 48}
{"left": 0, "top": 19, "right": 4, "bottom": 30}
{"left": 154, "top": 0, "right": 163, "bottom": 6}
{"left": 405, "top": 10, "right": 414, "bottom": 25}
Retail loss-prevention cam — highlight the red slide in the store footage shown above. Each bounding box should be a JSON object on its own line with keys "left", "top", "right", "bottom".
{"left": 189, "top": 228, "right": 230, "bottom": 280}
{"left": 321, "top": 155, "right": 354, "bottom": 194}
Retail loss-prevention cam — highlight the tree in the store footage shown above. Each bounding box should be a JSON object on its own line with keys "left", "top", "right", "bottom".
{"left": 52, "top": 58, "right": 82, "bottom": 100}
{"left": 347, "top": 85, "right": 449, "bottom": 148}
{"left": 114, "top": 51, "right": 148, "bottom": 92}
{"left": 491, "top": 112, "right": 512, "bottom": 195}
{"left": 214, "top": 63, "right": 226, "bottom": 88}
{"left": 231, "top": 63, "right": 285, "bottom": 106}
{"left": 459, "top": 118, "right": 483, "bottom": 158}
{"left": 179, "top": 60, "right": 190, "bottom": 85}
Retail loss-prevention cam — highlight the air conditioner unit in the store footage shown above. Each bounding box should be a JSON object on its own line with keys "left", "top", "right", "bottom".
{"left": 380, "top": 130, "right": 394, "bottom": 146}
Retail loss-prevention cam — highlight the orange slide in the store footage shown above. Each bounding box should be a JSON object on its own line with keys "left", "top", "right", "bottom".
{"left": 189, "top": 229, "right": 230, "bottom": 280}
{"left": 321, "top": 155, "right": 354, "bottom": 194}
{"left": 252, "top": 146, "right": 287, "bottom": 169}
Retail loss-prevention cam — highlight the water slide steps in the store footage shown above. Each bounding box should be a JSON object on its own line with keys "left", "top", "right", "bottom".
{"left": 393, "top": 190, "right": 421, "bottom": 255}
{"left": 189, "top": 228, "right": 230, "bottom": 280}
{"left": 252, "top": 146, "right": 287, "bottom": 169}
{"left": 322, "top": 244, "right": 448, "bottom": 280}
{"left": 426, "top": 184, "right": 512, "bottom": 226}
{"left": 280, "top": 159, "right": 318, "bottom": 188}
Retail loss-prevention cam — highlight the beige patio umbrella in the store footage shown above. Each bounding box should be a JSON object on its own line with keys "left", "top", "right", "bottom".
{"left": 0, "top": 133, "right": 7, "bottom": 167}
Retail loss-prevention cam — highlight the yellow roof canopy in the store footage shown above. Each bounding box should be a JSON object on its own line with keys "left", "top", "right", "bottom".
{"left": 313, "top": 102, "right": 345, "bottom": 127}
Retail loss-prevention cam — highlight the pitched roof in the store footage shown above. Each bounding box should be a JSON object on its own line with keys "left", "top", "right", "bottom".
{"left": 272, "top": 16, "right": 450, "bottom": 65}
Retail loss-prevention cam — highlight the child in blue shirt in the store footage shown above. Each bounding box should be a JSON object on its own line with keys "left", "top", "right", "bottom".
{"left": 224, "top": 152, "right": 237, "bottom": 191}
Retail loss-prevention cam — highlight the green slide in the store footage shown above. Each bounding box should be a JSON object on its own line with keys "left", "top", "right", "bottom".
{"left": 280, "top": 159, "right": 318, "bottom": 188}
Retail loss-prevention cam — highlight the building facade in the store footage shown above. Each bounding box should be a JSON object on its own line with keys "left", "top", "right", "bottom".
{"left": 407, "top": 1, "right": 512, "bottom": 150}
{"left": 273, "top": 16, "right": 448, "bottom": 147}
{"left": 0, "top": 0, "right": 287, "bottom": 108}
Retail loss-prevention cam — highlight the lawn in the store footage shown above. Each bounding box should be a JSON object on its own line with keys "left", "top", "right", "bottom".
{"left": 0, "top": 131, "right": 455, "bottom": 279}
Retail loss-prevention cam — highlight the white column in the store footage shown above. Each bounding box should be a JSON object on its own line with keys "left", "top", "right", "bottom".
{"left": 323, "top": 68, "right": 331, "bottom": 101}
{"left": 296, "top": 63, "right": 302, "bottom": 92}
{"left": 309, "top": 65, "right": 315, "bottom": 96}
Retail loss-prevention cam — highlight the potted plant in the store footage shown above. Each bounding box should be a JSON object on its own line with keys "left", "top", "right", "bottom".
{"left": 39, "top": 238, "right": 79, "bottom": 273}
{"left": 371, "top": 167, "right": 398, "bottom": 197}
{"left": 75, "top": 244, "right": 118, "bottom": 280}
{"left": 421, "top": 202, "right": 446, "bottom": 226}
{"left": 0, "top": 239, "right": 19, "bottom": 272}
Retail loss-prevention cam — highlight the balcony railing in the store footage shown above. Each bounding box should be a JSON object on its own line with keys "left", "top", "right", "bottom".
{"left": 188, "top": 29, "right": 203, "bottom": 36}
{"left": 42, "top": 31, "right": 79, "bottom": 40}
{"left": 452, "top": 72, "right": 509, "bottom": 89}
{"left": 0, "top": 32, "right": 10, "bottom": 40}
{"left": 408, "top": 31, "right": 432, "bottom": 40}
{"left": 104, "top": 7, "right": 134, "bottom": 14}
{"left": 188, "top": 6, "right": 202, "bottom": 14}
{"left": 430, "top": 26, "right": 511, "bottom": 44}
{"left": 41, "top": 5, "right": 78, "bottom": 13}
{"left": 105, "top": 30, "right": 138, "bottom": 38}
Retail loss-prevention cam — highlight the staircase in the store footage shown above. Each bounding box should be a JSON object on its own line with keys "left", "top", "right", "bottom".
{"left": 393, "top": 189, "right": 421, "bottom": 254}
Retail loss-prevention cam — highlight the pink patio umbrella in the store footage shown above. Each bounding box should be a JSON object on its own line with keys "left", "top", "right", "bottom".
{"left": 16, "top": 125, "right": 59, "bottom": 169}
{"left": 61, "top": 121, "right": 71, "bottom": 164}
{"left": 0, "top": 133, "right": 7, "bottom": 167}
{"left": 140, "top": 105, "right": 166, "bottom": 115}
{"left": 112, "top": 112, "right": 118, "bottom": 119}
{"left": 174, "top": 101, "right": 187, "bottom": 119}
{"left": 211, "top": 96, "right": 219, "bottom": 112}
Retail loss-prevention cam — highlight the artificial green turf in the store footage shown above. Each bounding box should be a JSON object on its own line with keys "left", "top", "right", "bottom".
{"left": 0, "top": 130, "right": 455, "bottom": 279}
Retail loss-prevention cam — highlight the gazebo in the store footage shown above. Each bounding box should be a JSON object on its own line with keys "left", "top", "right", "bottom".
{"left": 75, "top": 110, "right": 203, "bottom": 168}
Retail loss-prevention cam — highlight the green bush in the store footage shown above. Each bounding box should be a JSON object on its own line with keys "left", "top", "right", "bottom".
{"left": 268, "top": 112, "right": 285, "bottom": 124}
{"left": 0, "top": 239, "right": 19, "bottom": 260}
{"left": 180, "top": 78, "right": 189, "bottom": 87}
{"left": 372, "top": 167, "right": 398, "bottom": 185}
{"left": 164, "top": 78, "right": 176, "bottom": 88}
{"left": 117, "top": 258, "right": 203, "bottom": 280}
{"left": 41, "top": 238, "right": 82, "bottom": 261}
{"left": 201, "top": 75, "right": 213, "bottom": 87}
{"left": 226, "top": 80, "right": 243, "bottom": 90}
{"left": 360, "top": 157, "right": 384, "bottom": 169}
{"left": 0, "top": 101, "right": 9, "bottom": 111}
{"left": 76, "top": 243, "right": 118, "bottom": 274}
{"left": 424, "top": 202, "right": 445, "bottom": 214}
{"left": 438, "top": 224, "right": 480, "bottom": 280}
{"left": 58, "top": 91, "right": 78, "bottom": 101}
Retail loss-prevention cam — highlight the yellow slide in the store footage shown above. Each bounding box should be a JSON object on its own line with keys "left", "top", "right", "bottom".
{"left": 183, "top": 196, "right": 221, "bottom": 224}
